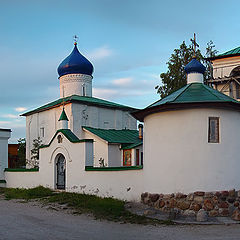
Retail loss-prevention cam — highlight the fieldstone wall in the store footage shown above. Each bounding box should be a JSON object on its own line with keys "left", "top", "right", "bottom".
{"left": 141, "top": 189, "right": 240, "bottom": 221}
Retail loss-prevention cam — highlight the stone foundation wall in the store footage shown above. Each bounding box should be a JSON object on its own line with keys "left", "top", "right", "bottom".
{"left": 141, "top": 189, "right": 240, "bottom": 221}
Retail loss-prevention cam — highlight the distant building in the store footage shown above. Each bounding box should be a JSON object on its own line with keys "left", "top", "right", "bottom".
{"left": 207, "top": 47, "right": 240, "bottom": 100}
{"left": 0, "top": 129, "right": 11, "bottom": 186}
{"left": 8, "top": 144, "right": 19, "bottom": 168}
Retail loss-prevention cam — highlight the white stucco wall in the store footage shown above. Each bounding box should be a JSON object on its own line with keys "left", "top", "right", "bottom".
{"left": 0, "top": 130, "right": 11, "bottom": 180}
{"left": 6, "top": 131, "right": 143, "bottom": 201}
{"left": 59, "top": 74, "right": 93, "bottom": 97}
{"left": 108, "top": 144, "right": 121, "bottom": 167}
{"left": 143, "top": 108, "right": 240, "bottom": 194}
{"left": 26, "top": 104, "right": 72, "bottom": 161}
{"left": 71, "top": 103, "right": 137, "bottom": 139}
{"left": 26, "top": 102, "right": 137, "bottom": 160}
{"left": 5, "top": 172, "right": 41, "bottom": 188}
{"left": 84, "top": 130, "right": 109, "bottom": 167}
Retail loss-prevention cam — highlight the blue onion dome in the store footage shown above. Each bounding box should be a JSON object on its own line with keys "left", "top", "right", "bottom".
{"left": 57, "top": 43, "right": 94, "bottom": 77}
{"left": 184, "top": 57, "right": 206, "bottom": 74}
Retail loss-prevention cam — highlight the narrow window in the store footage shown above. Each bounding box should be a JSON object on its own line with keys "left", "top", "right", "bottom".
{"left": 40, "top": 127, "right": 44, "bottom": 138}
{"left": 141, "top": 152, "right": 143, "bottom": 165}
{"left": 82, "top": 84, "right": 86, "bottom": 96}
{"left": 208, "top": 117, "right": 219, "bottom": 143}
{"left": 136, "top": 149, "right": 139, "bottom": 166}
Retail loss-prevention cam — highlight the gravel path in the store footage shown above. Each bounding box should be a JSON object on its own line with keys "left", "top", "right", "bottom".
{"left": 0, "top": 199, "right": 240, "bottom": 240}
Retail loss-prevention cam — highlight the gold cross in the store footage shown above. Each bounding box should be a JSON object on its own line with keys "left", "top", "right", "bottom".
{"left": 190, "top": 33, "right": 199, "bottom": 57}
{"left": 73, "top": 35, "right": 79, "bottom": 45}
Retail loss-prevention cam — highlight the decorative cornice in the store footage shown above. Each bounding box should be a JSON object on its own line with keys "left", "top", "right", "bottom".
{"left": 59, "top": 74, "right": 92, "bottom": 83}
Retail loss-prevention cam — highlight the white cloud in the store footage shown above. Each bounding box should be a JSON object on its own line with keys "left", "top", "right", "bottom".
{"left": 0, "top": 121, "right": 11, "bottom": 125}
{"left": 88, "top": 46, "right": 113, "bottom": 61}
{"left": 112, "top": 77, "right": 132, "bottom": 87}
{"left": 15, "top": 107, "right": 27, "bottom": 112}
{"left": 2, "top": 114, "right": 19, "bottom": 119}
{"left": 93, "top": 88, "right": 118, "bottom": 100}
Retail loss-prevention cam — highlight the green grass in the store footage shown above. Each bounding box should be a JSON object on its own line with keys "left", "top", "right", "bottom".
{"left": 47, "top": 192, "right": 158, "bottom": 224}
{"left": 0, "top": 188, "right": 6, "bottom": 194}
{"left": 4, "top": 186, "right": 53, "bottom": 200}
{"left": 0, "top": 186, "right": 173, "bottom": 225}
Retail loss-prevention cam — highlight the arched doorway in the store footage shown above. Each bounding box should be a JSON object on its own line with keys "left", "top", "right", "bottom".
{"left": 56, "top": 154, "right": 66, "bottom": 190}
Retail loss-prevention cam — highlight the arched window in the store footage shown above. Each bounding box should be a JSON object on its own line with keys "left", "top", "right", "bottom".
{"left": 230, "top": 66, "right": 240, "bottom": 77}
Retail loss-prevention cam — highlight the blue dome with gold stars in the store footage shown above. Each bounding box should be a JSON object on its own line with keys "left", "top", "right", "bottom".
{"left": 58, "top": 43, "right": 94, "bottom": 77}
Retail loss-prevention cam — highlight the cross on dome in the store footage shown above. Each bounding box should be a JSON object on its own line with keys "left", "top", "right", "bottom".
{"left": 73, "top": 35, "right": 79, "bottom": 46}
{"left": 190, "top": 33, "right": 199, "bottom": 57}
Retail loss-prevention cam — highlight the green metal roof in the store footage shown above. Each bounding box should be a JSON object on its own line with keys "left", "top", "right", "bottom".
{"left": 22, "top": 95, "right": 137, "bottom": 116}
{"left": 218, "top": 46, "right": 240, "bottom": 57}
{"left": 206, "top": 46, "right": 240, "bottom": 60}
{"left": 121, "top": 142, "right": 142, "bottom": 150}
{"left": 58, "top": 108, "right": 69, "bottom": 121}
{"left": 83, "top": 126, "right": 142, "bottom": 148}
{"left": 148, "top": 83, "right": 238, "bottom": 108}
{"left": 133, "top": 83, "right": 240, "bottom": 121}
{"left": 40, "top": 129, "right": 93, "bottom": 148}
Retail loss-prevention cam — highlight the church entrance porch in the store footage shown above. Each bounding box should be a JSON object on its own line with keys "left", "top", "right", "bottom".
{"left": 56, "top": 154, "right": 66, "bottom": 190}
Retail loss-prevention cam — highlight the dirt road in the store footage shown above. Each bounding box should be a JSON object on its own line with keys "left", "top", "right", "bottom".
{"left": 0, "top": 200, "right": 239, "bottom": 240}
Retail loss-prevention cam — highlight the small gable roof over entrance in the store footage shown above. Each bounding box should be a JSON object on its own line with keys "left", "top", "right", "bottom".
{"left": 40, "top": 129, "right": 92, "bottom": 149}
{"left": 132, "top": 82, "right": 240, "bottom": 122}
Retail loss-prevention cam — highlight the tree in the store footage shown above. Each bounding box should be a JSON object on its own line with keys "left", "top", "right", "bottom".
{"left": 205, "top": 40, "right": 218, "bottom": 81}
{"left": 156, "top": 40, "right": 218, "bottom": 98}
{"left": 28, "top": 137, "right": 42, "bottom": 168}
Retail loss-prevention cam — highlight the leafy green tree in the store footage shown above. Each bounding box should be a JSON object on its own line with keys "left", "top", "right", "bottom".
{"left": 156, "top": 41, "right": 218, "bottom": 98}
{"left": 29, "top": 137, "right": 42, "bottom": 168}
{"left": 205, "top": 40, "right": 218, "bottom": 81}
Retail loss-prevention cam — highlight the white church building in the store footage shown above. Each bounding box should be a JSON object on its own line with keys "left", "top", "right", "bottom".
{"left": 2, "top": 43, "right": 240, "bottom": 209}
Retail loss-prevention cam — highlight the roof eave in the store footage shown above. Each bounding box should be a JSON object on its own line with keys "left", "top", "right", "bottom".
{"left": 21, "top": 97, "right": 137, "bottom": 117}
{"left": 70, "top": 98, "right": 137, "bottom": 111}
{"left": 205, "top": 53, "right": 240, "bottom": 61}
{"left": 21, "top": 101, "right": 71, "bottom": 116}
{"left": 132, "top": 102, "right": 240, "bottom": 122}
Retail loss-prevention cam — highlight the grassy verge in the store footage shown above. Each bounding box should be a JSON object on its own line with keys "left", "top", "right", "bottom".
{"left": 0, "top": 186, "right": 173, "bottom": 225}
{"left": 3, "top": 186, "right": 53, "bottom": 200}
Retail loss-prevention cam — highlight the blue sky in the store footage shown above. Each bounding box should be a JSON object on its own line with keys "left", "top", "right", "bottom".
{"left": 1, "top": 0, "right": 240, "bottom": 143}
